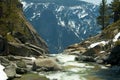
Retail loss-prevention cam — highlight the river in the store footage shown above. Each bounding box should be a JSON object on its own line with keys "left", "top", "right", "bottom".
{"left": 39, "top": 54, "right": 120, "bottom": 80}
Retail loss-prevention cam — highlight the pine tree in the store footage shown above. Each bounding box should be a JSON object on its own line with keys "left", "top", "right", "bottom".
{"left": 97, "top": 0, "right": 109, "bottom": 30}
{"left": 110, "top": 0, "right": 120, "bottom": 22}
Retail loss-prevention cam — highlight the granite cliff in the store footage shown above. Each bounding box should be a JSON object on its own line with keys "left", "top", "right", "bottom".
{"left": 0, "top": 0, "right": 48, "bottom": 56}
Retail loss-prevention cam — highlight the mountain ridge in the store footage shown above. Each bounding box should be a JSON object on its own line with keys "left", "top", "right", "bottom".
{"left": 21, "top": 0, "right": 100, "bottom": 53}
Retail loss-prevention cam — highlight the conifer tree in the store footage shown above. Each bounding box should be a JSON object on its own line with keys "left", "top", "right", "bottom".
{"left": 97, "top": 0, "right": 109, "bottom": 30}
{"left": 110, "top": 0, "right": 120, "bottom": 22}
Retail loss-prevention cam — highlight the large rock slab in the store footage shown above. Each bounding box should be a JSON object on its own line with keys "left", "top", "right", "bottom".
{"left": 33, "top": 58, "right": 62, "bottom": 71}
{"left": 8, "top": 43, "right": 31, "bottom": 56}
{"left": 8, "top": 42, "right": 46, "bottom": 56}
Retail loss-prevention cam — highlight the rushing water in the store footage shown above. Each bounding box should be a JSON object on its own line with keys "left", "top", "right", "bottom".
{"left": 39, "top": 54, "right": 120, "bottom": 80}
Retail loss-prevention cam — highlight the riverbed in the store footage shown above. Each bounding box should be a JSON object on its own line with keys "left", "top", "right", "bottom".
{"left": 39, "top": 54, "right": 120, "bottom": 80}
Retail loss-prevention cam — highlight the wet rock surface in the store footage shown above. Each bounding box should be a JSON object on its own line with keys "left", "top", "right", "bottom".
{"left": 33, "top": 58, "right": 62, "bottom": 71}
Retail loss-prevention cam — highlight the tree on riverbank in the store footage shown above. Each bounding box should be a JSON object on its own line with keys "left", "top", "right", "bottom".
{"left": 97, "top": 0, "right": 110, "bottom": 30}
{"left": 110, "top": 0, "right": 120, "bottom": 22}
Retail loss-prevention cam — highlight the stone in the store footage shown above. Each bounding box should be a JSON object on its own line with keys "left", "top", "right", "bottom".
{"left": 0, "top": 56, "right": 10, "bottom": 67}
{"left": 0, "top": 57, "right": 17, "bottom": 79}
{"left": 33, "top": 58, "right": 62, "bottom": 71}
{"left": 15, "top": 74, "right": 22, "bottom": 78}
{"left": 83, "top": 45, "right": 102, "bottom": 57}
{"left": 83, "top": 48, "right": 96, "bottom": 57}
{"left": 16, "top": 60, "right": 27, "bottom": 68}
{"left": 75, "top": 56, "right": 95, "bottom": 62}
{"left": 16, "top": 60, "right": 27, "bottom": 74}
{"left": 16, "top": 68, "right": 27, "bottom": 74}
{"left": 4, "top": 64, "right": 16, "bottom": 78}
{"left": 96, "top": 60, "right": 104, "bottom": 64}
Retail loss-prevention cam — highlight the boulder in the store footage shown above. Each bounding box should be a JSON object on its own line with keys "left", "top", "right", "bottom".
{"left": 16, "top": 60, "right": 27, "bottom": 68}
{"left": 4, "top": 64, "right": 16, "bottom": 78}
{"left": 0, "top": 56, "right": 17, "bottom": 79}
{"left": 16, "top": 60, "right": 28, "bottom": 74}
{"left": 33, "top": 58, "right": 62, "bottom": 71}
{"left": 94, "top": 51, "right": 109, "bottom": 64}
{"left": 83, "top": 48, "right": 96, "bottom": 57}
{"left": 83, "top": 45, "right": 102, "bottom": 57}
{"left": 96, "top": 60, "right": 104, "bottom": 64}
{"left": 75, "top": 56, "right": 95, "bottom": 62}
{"left": 107, "top": 45, "right": 120, "bottom": 65}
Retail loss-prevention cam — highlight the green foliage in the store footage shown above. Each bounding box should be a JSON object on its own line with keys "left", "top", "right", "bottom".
{"left": 111, "top": 0, "right": 120, "bottom": 11}
{"left": 0, "top": 0, "right": 32, "bottom": 43}
{"left": 97, "top": 0, "right": 110, "bottom": 30}
{"left": 110, "top": 0, "right": 120, "bottom": 22}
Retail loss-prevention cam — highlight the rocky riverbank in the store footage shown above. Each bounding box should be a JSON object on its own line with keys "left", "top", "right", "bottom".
{"left": 0, "top": 0, "right": 50, "bottom": 79}
{"left": 38, "top": 54, "right": 120, "bottom": 80}
{"left": 0, "top": 0, "right": 120, "bottom": 80}
{"left": 64, "top": 20, "right": 120, "bottom": 66}
{"left": 0, "top": 55, "right": 62, "bottom": 80}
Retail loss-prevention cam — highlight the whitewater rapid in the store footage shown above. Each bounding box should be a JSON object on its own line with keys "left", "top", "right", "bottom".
{"left": 39, "top": 54, "right": 114, "bottom": 80}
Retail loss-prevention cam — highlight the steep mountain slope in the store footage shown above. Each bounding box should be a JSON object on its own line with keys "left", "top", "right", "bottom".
{"left": 21, "top": 0, "right": 100, "bottom": 53}
{"left": 0, "top": 0, "right": 48, "bottom": 56}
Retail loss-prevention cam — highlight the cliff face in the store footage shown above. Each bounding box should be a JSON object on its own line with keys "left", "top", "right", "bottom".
{"left": 0, "top": 0, "right": 48, "bottom": 56}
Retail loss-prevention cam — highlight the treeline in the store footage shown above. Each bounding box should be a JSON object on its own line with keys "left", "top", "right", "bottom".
{"left": 97, "top": 0, "right": 120, "bottom": 30}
